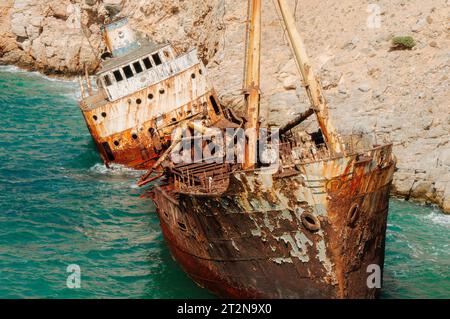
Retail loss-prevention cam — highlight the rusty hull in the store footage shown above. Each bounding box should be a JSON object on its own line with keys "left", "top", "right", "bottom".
{"left": 149, "top": 144, "right": 396, "bottom": 298}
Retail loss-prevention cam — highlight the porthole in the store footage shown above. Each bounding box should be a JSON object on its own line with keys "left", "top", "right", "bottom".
{"left": 159, "top": 88, "right": 165, "bottom": 94}
{"left": 178, "top": 222, "right": 187, "bottom": 231}
{"left": 171, "top": 118, "right": 177, "bottom": 123}
{"left": 101, "top": 112, "right": 107, "bottom": 118}
{"left": 114, "top": 141, "right": 120, "bottom": 147}
{"left": 191, "top": 73, "right": 196, "bottom": 79}
{"left": 199, "top": 69, "right": 203, "bottom": 75}
{"left": 136, "top": 98, "right": 142, "bottom": 104}
{"left": 148, "top": 93, "right": 154, "bottom": 100}
{"left": 132, "top": 133, "right": 138, "bottom": 140}
{"left": 93, "top": 115, "right": 98, "bottom": 121}
{"left": 347, "top": 203, "right": 360, "bottom": 226}
{"left": 301, "top": 211, "right": 321, "bottom": 232}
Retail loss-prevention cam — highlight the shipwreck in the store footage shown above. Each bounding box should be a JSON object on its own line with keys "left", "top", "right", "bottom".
{"left": 78, "top": 18, "right": 225, "bottom": 169}
{"left": 140, "top": 0, "right": 396, "bottom": 298}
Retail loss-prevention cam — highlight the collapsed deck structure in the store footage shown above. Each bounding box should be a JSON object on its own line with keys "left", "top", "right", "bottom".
{"left": 78, "top": 18, "right": 225, "bottom": 169}
{"left": 141, "top": 0, "right": 396, "bottom": 298}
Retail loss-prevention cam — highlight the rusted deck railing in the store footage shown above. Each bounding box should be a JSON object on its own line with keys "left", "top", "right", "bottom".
{"left": 170, "top": 133, "right": 393, "bottom": 194}
{"left": 173, "top": 162, "right": 232, "bottom": 195}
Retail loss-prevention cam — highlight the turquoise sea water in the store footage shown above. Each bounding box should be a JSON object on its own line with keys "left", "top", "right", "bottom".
{"left": 0, "top": 67, "right": 448, "bottom": 299}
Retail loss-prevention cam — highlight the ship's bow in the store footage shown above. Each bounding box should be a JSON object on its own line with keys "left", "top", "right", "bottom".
{"left": 319, "top": 144, "right": 396, "bottom": 298}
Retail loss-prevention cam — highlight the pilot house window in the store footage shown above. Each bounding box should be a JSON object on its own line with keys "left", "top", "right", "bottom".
{"left": 123, "top": 65, "right": 134, "bottom": 79}
{"left": 143, "top": 57, "right": 152, "bottom": 69}
{"left": 133, "top": 61, "right": 143, "bottom": 74}
{"left": 103, "top": 74, "right": 112, "bottom": 86}
{"left": 113, "top": 70, "right": 123, "bottom": 82}
{"left": 152, "top": 53, "right": 162, "bottom": 66}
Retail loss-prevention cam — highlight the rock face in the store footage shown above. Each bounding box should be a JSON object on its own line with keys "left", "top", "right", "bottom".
{"left": 0, "top": 0, "right": 449, "bottom": 212}
{"left": 0, "top": 0, "right": 109, "bottom": 74}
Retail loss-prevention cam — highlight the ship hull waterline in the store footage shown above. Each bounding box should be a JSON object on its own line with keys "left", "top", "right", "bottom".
{"left": 149, "top": 145, "right": 396, "bottom": 298}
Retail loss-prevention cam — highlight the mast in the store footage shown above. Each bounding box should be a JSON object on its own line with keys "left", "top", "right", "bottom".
{"left": 84, "top": 64, "right": 93, "bottom": 96}
{"left": 276, "top": 0, "right": 343, "bottom": 154}
{"left": 78, "top": 76, "right": 86, "bottom": 99}
{"left": 243, "top": 0, "right": 262, "bottom": 169}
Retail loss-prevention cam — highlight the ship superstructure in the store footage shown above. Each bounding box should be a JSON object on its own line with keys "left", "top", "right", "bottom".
{"left": 140, "top": 0, "right": 396, "bottom": 299}
{"left": 78, "top": 18, "right": 224, "bottom": 169}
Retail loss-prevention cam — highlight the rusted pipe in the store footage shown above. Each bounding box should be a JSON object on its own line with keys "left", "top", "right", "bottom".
{"left": 279, "top": 108, "right": 314, "bottom": 135}
{"left": 139, "top": 121, "right": 196, "bottom": 186}
{"left": 137, "top": 172, "right": 164, "bottom": 187}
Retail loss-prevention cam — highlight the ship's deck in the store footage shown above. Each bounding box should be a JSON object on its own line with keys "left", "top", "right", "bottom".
{"left": 79, "top": 90, "right": 108, "bottom": 111}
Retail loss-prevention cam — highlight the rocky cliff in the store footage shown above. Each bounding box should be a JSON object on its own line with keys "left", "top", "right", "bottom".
{"left": 1, "top": 0, "right": 449, "bottom": 212}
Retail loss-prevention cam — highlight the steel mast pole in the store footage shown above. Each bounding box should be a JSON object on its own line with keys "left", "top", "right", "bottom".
{"left": 276, "top": 0, "right": 343, "bottom": 154}
{"left": 243, "top": 0, "right": 262, "bottom": 169}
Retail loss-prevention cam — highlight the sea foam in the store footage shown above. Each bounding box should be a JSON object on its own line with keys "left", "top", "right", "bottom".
{"left": 89, "top": 163, "right": 143, "bottom": 178}
{"left": 424, "top": 211, "right": 450, "bottom": 228}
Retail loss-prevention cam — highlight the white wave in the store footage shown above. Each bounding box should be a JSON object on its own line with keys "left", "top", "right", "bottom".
{"left": 62, "top": 90, "right": 82, "bottom": 101}
{"left": 0, "top": 65, "right": 34, "bottom": 74}
{"left": 1, "top": 65, "right": 80, "bottom": 102}
{"left": 89, "top": 163, "right": 143, "bottom": 178}
{"left": 0, "top": 65, "right": 77, "bottom": 83}
{"left": 129, "top": 183, "right": 139, "bottom": 189}
{"left": 423, "top": 211, "right": 450, "bottom": 228}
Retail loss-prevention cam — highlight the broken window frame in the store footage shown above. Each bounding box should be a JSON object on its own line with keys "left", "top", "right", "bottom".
{"left": 103, "top": 74, "right": 113, "bottom": 87}
{"left": 162, "top": 49, "right": 174, "bottom": 62}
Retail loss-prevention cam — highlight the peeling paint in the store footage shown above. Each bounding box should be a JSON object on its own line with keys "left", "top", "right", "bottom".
{"left": 231, "top": 239, "right": 240, "bottom": 251}
{"left": 275, "top": 232, "right": 312, "bottom": 262}
{"left": 280, "top": 209, "right": 293, "bottom": 222}
{"left": 148, "top": 140, "right": 396, "bottom": 298}
{"left": 316, "top": 238, "right": 335, "bottom": 280}
{"left": 271, "top": 257, "right": 293, "bottom": 264}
